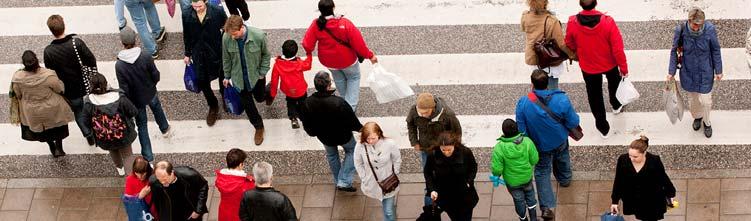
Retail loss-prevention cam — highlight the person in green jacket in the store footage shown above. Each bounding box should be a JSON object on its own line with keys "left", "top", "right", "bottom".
{"left": 491, "top": 119, "right": 539, "bottom": 221}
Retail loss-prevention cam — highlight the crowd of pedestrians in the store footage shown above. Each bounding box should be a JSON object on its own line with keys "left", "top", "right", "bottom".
{"left": 7, "top": 0, "right": 748, "bottom": 220}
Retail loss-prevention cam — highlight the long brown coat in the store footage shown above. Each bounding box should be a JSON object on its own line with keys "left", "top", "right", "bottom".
{"left": 12, "top": 68, "right": 74, "bottom": 132}
{"left": 521, "top": 10, "right": 575, "bottom": 65}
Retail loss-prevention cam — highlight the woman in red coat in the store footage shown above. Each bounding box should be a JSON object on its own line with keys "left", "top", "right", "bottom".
{"left": 215, "top": 148, "right": 255, "bottom": 221}
{"left": 123, "top": 156, "right": 157, "bottom": 219}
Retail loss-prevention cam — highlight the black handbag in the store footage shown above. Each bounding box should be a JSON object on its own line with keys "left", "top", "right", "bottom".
{"left": 322, "top": 27, "right": 365, "bottom": 63}
{"left": 71, "top": 37, "right": 97, "bottom": 95}
{"left": 416, "top": 202, "right": 443, "bottom": 221}
{"left": 533, "top": 16, "right": 567, "bottom": 69}
{"left": 364, "top": 145, "right": 400, "bottom": 194}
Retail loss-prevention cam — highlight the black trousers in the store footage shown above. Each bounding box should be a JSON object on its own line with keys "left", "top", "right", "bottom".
{"left": 239, "top": 89, "right": 264, "bottom": 129}
{"left": 582, "top": 67, "right": 622, "bottom": 135}
{"left": 199, "top": 76, "right": 224, "bottom": 109}
{"left": 286, "top": 94, "right": 307, "bottom": 120}
{"left": 224, "top": 0, "right": 250, "bottom": 21}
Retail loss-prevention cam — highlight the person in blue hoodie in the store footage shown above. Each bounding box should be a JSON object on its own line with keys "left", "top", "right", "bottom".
{"left": 515, "top": 69, "right": 580, "bottom": 220}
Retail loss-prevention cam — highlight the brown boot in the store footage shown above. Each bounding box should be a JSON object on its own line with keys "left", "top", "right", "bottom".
{"left": 254, "top": 128, "right": 265, "bottom": 145}
{"left": 206, "top": 107, "right": 219, "bottom": 126}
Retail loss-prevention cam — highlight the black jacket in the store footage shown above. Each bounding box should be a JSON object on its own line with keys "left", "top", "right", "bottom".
{"left": 239, "top": 187, "right": 298, "bottom": 221}
{"left": 81, "top": 91, "right": 138, "bottom": 150}
{"left": 406, "top": 97, "right": 462, "bottom": 151}
{"left": 43, "top": 34, "right": 98, "bottom": 99}
{"left": 424, "top": 144, "right": 478, "bottom": 212}
{"left": 183, "top": 4, "right": 227, "bottom": 80}
{"left": 149, "top": 166, "right": 210, "bottom": 221}
{"left": 301, "top": 91, "right": 363, "bottom": 146}
{"left": 611, "top": 153, "right": 676, "bottom": 220}
{"left": 115, "top": 49, "right": 160, "bottom": 109}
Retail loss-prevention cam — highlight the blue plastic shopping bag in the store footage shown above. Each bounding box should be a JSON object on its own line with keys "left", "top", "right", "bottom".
{"left": 224, "top": 86, "right": 244, "bottom": 115}
{"left": 184, "top": 65, "right": 200, "bottom": 93}
{"left": 209, "top": 0, "right": 222, "bottom": 6}
{"left": 600, "top": 212, "right": 625, "bottom": 221}
{"left": 122, "top": 194, "right": 155, "bottom": 221}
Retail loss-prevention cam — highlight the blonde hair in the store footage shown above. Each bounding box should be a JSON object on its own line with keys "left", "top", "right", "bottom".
{"left": 526, "top": 0, "right": 548, "bottom": 14}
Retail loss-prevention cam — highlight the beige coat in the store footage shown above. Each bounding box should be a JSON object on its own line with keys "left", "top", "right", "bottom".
{"left": 12, "top": 68, "right": 74, "bottom": 132}
{"left": 354, "top": 138, "right": 402, "bottom": 200}
{"left": 521, "top": 10, "right": 574, "bottom": 65}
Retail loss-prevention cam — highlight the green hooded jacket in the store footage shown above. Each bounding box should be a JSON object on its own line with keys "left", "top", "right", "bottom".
{"left": 490, "top": 133, "right": 539, "bottom": 187}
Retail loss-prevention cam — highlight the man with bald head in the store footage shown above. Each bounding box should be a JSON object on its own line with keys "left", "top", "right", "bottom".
{"left": 149, "top": 161, "right": 209, "bottom": 221}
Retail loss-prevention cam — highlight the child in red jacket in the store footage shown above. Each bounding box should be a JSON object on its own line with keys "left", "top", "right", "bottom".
{"left": 269, "top": 40, "right": 313, "bottom": 129}
{"left": 215, "top": 148, "right": 255, "bottom": 221}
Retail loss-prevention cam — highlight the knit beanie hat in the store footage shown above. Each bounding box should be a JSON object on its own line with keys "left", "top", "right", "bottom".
{"left": 502, "top": 118, "right": 520, "bottom": 137}
{"left": 416, "top": 93, "right": 436, "bottom": 110}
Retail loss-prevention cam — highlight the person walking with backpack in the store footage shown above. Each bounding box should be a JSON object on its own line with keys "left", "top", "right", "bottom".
{"left": 565, "top": 0, "right": 628, "bottom": 138}
{"left": 81, "top": 73, "right": 138, "bottom": 176}
{"left": 116, "top": 27, "right": 172, "bottom": 163}
{"left": 302, "top": 0, "right": 378, "bottom": 112}
{"left": 43, "top": 15, "right": 98, "bottom": 146}
{"left": 668, "top": 8, "right": 723, "bottom": 138}
{"left": 522, "top": 0, "right": 574, "bottom": 90}
{"left": 491, "top": 119, "right": 539, "bottom": 221}
{"left": 354, "top": 122, "right": 402, "bottom": 221}
{"left": 11, "top": 50, "right": 74, "bottom": 158}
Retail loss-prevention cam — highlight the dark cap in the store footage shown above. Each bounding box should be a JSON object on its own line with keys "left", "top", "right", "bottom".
{"left": 314, "top": 71, "right": 332, "bottom": 92}
{"left": 119, "top": 26, "right": 137, "bottom": 45}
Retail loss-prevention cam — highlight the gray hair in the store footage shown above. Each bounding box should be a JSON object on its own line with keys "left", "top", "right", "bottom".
{"left": 688, "top": 7, "right": 705, "bottom": 24}
{"left": 253, "top": 162, "right": 274, "bottom": 185}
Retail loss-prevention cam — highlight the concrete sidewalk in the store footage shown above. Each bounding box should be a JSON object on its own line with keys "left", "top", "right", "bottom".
{"left": 1, "top": 173, "right": 750, "bottom": 221}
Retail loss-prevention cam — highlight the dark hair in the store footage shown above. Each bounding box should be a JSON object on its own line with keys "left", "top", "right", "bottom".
{"left": 47, "top": 15, "right": 65, "bottom": 37}
{"left": 226, "top": 148, "right": 248, "bottom": 169}
{"left": 155, "top": 161, "right": 174, "bottom": 175}
{"left": 531, "top": 69, "right": 549, "bottom": 90}
{"left": 131, "top": 156, "right": 153, "bottom": 178}
{"left": 282, "top": 40, "right": 298, "bottom": 58}
{"left": 502, "top": 118, "right": 519, "bottom": 138}
{"left": 22, "top": 50, "right": 40, "bottom": 72}
{"left": 314, "top": 71, "right": 332, "bottom": 92}
{"left": 223, "top": 15, "right": 245, "bottom": 33}
{"left": 437, "top": 132, "right": 460, "bottom": 147}
{"left": 316, "top": 0, "right": 335, "bottom": 30}
{"left": 359, "top": 122, "right": 385, "bottom": 143}
{"left": 580, "top": 0, "right": 597, "bottom": 10}
{"left": 89, "top": 72, "right": 108, "bottom": 95}
{"left": 629, "top": 135, "right": 650, "bottom": 153}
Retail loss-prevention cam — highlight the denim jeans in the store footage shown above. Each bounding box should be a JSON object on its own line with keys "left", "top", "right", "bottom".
{"left": 323, "top": 137, "right": 356, "bottom": 188}
{"left": 123, "top": 0, "right": 162, "bottom": 55}
{"left": 382, "top": 196, "right": 396, "bottom": 221}
{"left": 135, "top": 95, "right": 170, "bottom": 162}
{"left": 68, "top": 97, "right": 92, "bottom": 138}
{"left": 507, "top": 181, "right": 538, "bottom": 221}
{"left": 535, "top": 141, "right": 572, "bottom": 209}
{"left": 179, "top": 0, "right": 191, "bottom": 16}
{"left": 548, "top": 77, "right": 559, "bottom": 90}
{"left": 329, "top": 62, "right": 361, "bottom": 112}
{"left": 419, "top": 151, "right": 432, "bottom": 206}
{"left": 114, "top": 0, "right": 126, "bottom": 28}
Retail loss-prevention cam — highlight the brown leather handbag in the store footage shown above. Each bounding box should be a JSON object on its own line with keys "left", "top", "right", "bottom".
{"left": 533, "top": 16, "right": 567, "bottom": 69}
{"left": 364, "top": 145, "right": 400, "bottom": 194}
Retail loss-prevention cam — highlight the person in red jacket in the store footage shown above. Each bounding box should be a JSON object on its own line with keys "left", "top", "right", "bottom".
{"left": 565, "top": 0, "right": 629, "bottom": 138}
{"left": 269, "top": 40, "right": 313, "bottom": 129}
{"left": 302, "top": 0, "right": 378, "bottom": 112}
{"left": 123, "top": 156, "right": 157, "bottom": 220}
{"left": 215, "top": 148, "right": 255, "bottom": 221}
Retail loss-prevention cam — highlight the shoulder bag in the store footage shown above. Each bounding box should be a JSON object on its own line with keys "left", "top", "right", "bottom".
{"left": 533, "top": 16, "right": 567, "bottom": 69}
{"left": 364, "top": 144, "right": 400, "bottom": 194}
{"left": 322, "top": 27, "right": 365, "bottom": 63}
{"left": 528, "top": 92, "right": 584, "bottom": 141}
{"left": 71, "top": 37, "right": 97, "bottom": 95}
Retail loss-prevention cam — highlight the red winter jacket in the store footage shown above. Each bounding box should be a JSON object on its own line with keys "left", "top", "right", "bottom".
{"left": 302, "top": 16, "right": 374, "bottom": 69}
{"left": 215, "top": 169, "right": 255, "bottom": 221}
{"left": 124, "top": 174, "right": 157, "bottom": 219}
{"left": 270, "top": 55, "right": 313, "bottom": 99}
{"left": 565, "top": 10, "right": 629, "bottom": 75}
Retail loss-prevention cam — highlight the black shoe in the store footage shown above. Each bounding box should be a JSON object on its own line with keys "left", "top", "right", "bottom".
{"left": 291, "top": 118, "right": 300, "bottom": 129}
{"left": 86, "top": 136, "right": 96, "bottom": 146}
{"left": 155, "top": 26, "right": 166, "bottom": 43}
{"left": 53, "top": 141, "right": 66, "bottom": 157}
{"left": 541, "top": 208, "right": 555, "bottom": 220}
{"left": 693, "top": 118, "right": 703, "bottom": 131}
{"left": 336, "top": 186, "right": 356, "bottom": 192}
{"left": 118, "top": 20, "right": 127, "bottom": 30}
{"left": 704, "top": 123, "right": 712, "bottom": 138}
{"left": 559, "top": 181, "right": 571, "bottom": 187}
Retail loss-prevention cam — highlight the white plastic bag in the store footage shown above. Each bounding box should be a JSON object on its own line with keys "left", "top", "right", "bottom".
{"left": 664, "top": 79, "right": 686, "bottom": 124}
{"left": 367, "top": 64, "right": 414, "bottom": 103}
{"left": 615, "top": 77, "right": 640, "bottom": 105}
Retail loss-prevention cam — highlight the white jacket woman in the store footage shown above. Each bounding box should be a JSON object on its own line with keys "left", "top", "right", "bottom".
{"left": 354, "top": 122, "right": 401, "bottom": 221}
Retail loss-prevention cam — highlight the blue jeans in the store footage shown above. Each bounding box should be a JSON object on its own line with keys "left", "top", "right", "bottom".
{"left": 179, "top": 0, "right": 192, "bottom": 16}
{"left": 548, "top": 77, "right": 559, "bottom": 90}
{"left": 508, "top": 181, "right": 538, "bottom": 221}
{"left": 419, "top": 151, "right": 432, "bottom": 206}
{"left": 135, "top": 95, "right": 170, "bottom": 162}
{"left": 124, "top": 0, "right": 162, "bottom": 55}
{"left": 382, "top": 196, "right": 396, "bottom": 221}
{"left": 535, "top": 141, "right": 572, "bottom": 209}
{"left": 68, "top": 97, "right": 92, "bottom": 138}
{"left": 114, "top": 0, "right": 126, "bottom": 28}
{"left": 329, "top": 62, "right": 361, "bottom": 112}
{"left": 324, "top": 137, "right": 356, "bottom": 188}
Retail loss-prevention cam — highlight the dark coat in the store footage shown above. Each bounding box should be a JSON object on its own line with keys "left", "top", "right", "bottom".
{"left": 43, "top": 34, "right": 98, "bottom": 99}
{"left": 669, "top": 21, "right": 723, "bottom": 94}
{"left": 183, "top": 4, "right": 227, "bottom": 81}
{"left": 301, "top": 90, "right": 363, "bottom": 146}
{"left": 611, "top": 153, "right": 676, "bottom": 220}
{"left": 239, "top": 187, "right": 298, "bottom": 221}
{"left": 424, "top": 144, "right": 478, "bottom": 214}
{"left": 115, "top": 49, "right": 160, "bottom": 109}
{"left": 406, "top": 97, "right": 462, "bottom": 151}
{"left": 149, "top": 166, "right": 210, "bottom": 221}
{"left": 81, "top": 91, "right": 138, "bottom": 150}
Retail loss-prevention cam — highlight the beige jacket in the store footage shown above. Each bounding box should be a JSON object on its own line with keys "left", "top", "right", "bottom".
{"left": 521, "top": 11, "right": 574, "bottom": 65}
{"left": 12, "top": 68, "right": 74, "bottom": 132}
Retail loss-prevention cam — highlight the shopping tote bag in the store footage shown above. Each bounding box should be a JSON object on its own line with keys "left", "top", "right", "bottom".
{"left": 224, "top": 86, "right": 244, "bottom": 115}
{"left": 615, "top": 77, "right": 640, "bottom": 105}
{"left": 184, "top": 64, "right": 200, "bottom": 93}
{"left": 122, "top": 194, "right": 155, "bottom": 221}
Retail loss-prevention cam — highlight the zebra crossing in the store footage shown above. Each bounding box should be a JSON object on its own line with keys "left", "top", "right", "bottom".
{"left": 0, "top": 0, "right": 750, "bottom": 179}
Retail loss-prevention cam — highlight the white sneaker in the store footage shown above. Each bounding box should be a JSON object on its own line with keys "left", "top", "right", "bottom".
{"left": 150, "top": 163, "right": 154, "bottom": 169}
{"left": 613, "top": 106, "right": 624, "bottom": 114}
{"left": 116, "top": 167, "right": 126, "bottom": 176}
{"left": 162, "top": 126, "right": 173, "bottom": 139}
